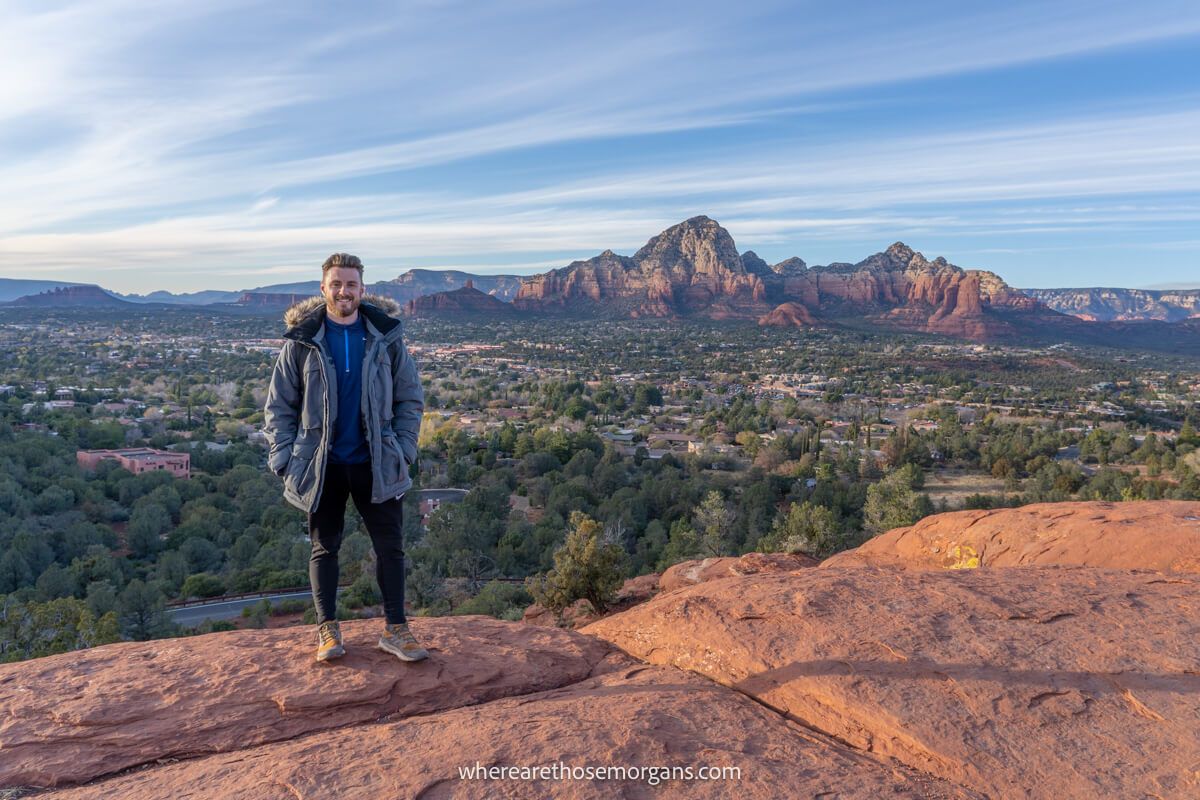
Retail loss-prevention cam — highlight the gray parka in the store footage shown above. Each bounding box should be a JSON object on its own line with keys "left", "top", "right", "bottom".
{"left": 263, "top": 294, "right": 423, "bottom": 513}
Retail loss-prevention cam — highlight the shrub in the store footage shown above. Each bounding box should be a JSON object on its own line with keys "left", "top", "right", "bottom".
{"left": 180, "top": 572, "right": 226, "bottom": 600}
{"left": 526, "top": 511, "right": 626, "bottom": 619}
{"left": 452, "top": 580, "right": 532, "bottom": 618}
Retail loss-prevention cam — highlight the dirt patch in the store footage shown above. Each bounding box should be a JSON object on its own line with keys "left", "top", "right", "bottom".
{"left": 923, "top": 469, "right": 1007, "bottom": 509}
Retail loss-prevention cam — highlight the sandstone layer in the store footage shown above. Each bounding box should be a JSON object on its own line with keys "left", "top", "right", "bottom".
{"left": 44, "top": 663, "right": 971, "bottom": 800}
{"left": 585, "top": 566, "right": 1200, "bottom": 800}
{"left": 658, "top": 552, "right": 817, "bottom": 593}
{"left": 822, "top": 499, "right": 1200, "bottom": 571}
{"left": 0, "top": 617, "right": 610, "bottom": 788}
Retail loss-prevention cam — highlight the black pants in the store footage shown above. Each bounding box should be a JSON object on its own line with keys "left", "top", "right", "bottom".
{"left": 308, "top": 461, "right": 406, "bottom": 625}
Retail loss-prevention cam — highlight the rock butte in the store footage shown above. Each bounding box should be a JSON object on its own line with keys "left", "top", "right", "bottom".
{"left": 385, "top": 217, "right": 1198, "bottom": 352}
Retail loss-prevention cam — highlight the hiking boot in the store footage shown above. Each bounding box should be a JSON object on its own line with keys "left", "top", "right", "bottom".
{"left": 378, "top": 622, "right": 428, "bottom": 662}
{"left": 315, "top": 621, "right": 345, "bottom": 661}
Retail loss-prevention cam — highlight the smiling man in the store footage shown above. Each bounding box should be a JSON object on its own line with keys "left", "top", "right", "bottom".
{"left": 264, "top": 253, "right": 427, "bottom": 663}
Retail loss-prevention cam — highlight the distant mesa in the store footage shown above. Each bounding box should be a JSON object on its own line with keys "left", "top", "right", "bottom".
{"left": 1022, "top": 287, "right": 1200, "bottom": 322}
{"left": 233, "top": 292, "right": 315, "bottom": 309}
{"left": 384, "top": 269, "right": 525, "bottom": 303}
{"left": 7, "top": 285, "right": 131, "bottom": 307}
{"left": 0, "top": 278, "right": 86, "bottom": 303}
{"left": 403, "top": 282, "right": 517, "bottom": 317}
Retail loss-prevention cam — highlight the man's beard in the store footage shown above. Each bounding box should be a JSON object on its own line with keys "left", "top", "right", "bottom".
{"left": 326, "top": 295, "right": 360, "bottom": 319}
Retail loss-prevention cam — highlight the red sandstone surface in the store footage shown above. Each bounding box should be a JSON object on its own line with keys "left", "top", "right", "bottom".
{"left": 823, "top": 499, "right": 1200, "bottom": 571}
{"left": 0, "top": 617, "right": 609, "bottom": 788}
{"left": 43, "top": 661, "right": 971, "bottom": 800}
{"left": 658, "top": 552, "right": 817, "bottom": 593}
{"left": 585, "top": 566, "right": 1200, "bottom": 799}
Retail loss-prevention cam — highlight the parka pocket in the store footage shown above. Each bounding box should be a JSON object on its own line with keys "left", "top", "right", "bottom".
{"left": 284, "top": 436, "right": 320, "bottom": 495}
{"left": 381, "top": 432, "right": 406, "bottom": 483}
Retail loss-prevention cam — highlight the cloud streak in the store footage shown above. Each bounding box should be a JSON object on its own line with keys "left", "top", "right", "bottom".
{"left": 0, "top": 0, "right": 1199, "bottom": 290}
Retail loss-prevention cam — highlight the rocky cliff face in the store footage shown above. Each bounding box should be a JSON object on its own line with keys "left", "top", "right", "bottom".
{"left": 514, "top": 217, "right": 767, "bottom": 318}
{"left": 513, "top": 217, "right": 1053, "bottom": 341}
{"left": 6, "top": 501, "right": 1199, "bottom": 799}
{"left": 1022, "top": 287, "right": 1200, "bottom": 322}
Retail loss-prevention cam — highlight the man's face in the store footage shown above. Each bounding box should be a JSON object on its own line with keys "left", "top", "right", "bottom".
{"left": 321, "top": 266, "right": 364, "bottom": 320}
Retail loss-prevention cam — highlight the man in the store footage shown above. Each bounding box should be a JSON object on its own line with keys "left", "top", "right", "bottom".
{"left": 264, "top": 253, "right": 427, "bottom": 663}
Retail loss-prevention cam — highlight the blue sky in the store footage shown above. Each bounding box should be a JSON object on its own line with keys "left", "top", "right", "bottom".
{"left": 1, "top": 0, "right": 1199, "bottom": 293}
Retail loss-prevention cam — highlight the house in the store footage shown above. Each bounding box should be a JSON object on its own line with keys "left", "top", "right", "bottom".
{"left": 77, "top": 448, "right": 190, "bottom": 479}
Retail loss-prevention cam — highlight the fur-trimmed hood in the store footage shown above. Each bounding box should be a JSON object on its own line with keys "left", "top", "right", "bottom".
{"left": 282, "top": 293, "right": 404, "bottom": 342}
{"left": 283, "top": 293, "right": 401, "bottom": 327}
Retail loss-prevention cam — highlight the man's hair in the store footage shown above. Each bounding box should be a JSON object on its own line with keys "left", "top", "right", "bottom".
{"left": 321, "top": 253, "right": 364, "bottom": 278}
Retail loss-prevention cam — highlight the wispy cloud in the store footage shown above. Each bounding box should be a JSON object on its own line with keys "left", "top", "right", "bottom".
{"left": 1, "top": 1, "right": 1199, "bottom": 290}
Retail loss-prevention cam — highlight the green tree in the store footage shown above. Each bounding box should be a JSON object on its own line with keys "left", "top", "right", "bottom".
{"left": 526, "top": 511, "right": 627, "bottom": 619}
{"left": 118, "top": 579, "right": 173, "bottom": 641}
{"left": 0, "top": 550, "right": 33, "bottom": 594}
{"left": 658, "top": 518, "right": 701, "bottom": 569}
{"left": 180, "top": 573, "right": 226, "bottom": 599}
{"left": 35, "top": 563, "right": 78, "bottom": 601}
{"left": 693, "top": 490, "right": 735, "bottom": 557}
{"left": 126, "top": 503, "right": 170, "bottom": 558}
{"left": 863, "top": 464, "right": 934, "bottom": 535}
{"left": 759, "top": 502, "right": 844, "bottom": 556}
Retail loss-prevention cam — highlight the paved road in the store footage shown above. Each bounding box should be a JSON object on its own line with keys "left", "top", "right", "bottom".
{"left": 169, "top": 590, "right": 311, "bottom": 627}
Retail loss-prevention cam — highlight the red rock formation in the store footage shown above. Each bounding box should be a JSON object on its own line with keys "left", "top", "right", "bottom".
{"left": 512, "top": 249, "right": 647, "bottom": 312}
{"left": 511, "top": 219, "right": 1054, "bottom": 341}
{"left": 13, "top": 503, "right": 1200, "bottom": 798}
{"left": 5, "top": 612, "right": 968, "bottom": 798}
{"left": 586, "top": 566, "right": 1200, "bottom": 800}
{"left": 0, "top": 617, "right": 609, "bottom": 788}
{"left": 513, "top": 217, "right": 766, "bottom": 318}
{"left": 757, "top": 301, "right": 817, "bottom": 327}
{"left": 782, "top": 243, "right": 1040, "bottom": 339}
{"left": 658, "top": 552, "right": 817, "bottom": 593}
{"left": 403, "top": 284, "right": 516, "bottom": 316}
{"left": 44, "top": 662, "right": 967, "bottom": 800}
{"left": 822, "top": 500, "right": 1200, "bottom": 571}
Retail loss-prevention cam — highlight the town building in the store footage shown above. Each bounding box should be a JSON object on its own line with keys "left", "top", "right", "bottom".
{"left": 77, "top": 448, "right": 191, "bottom": 479}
